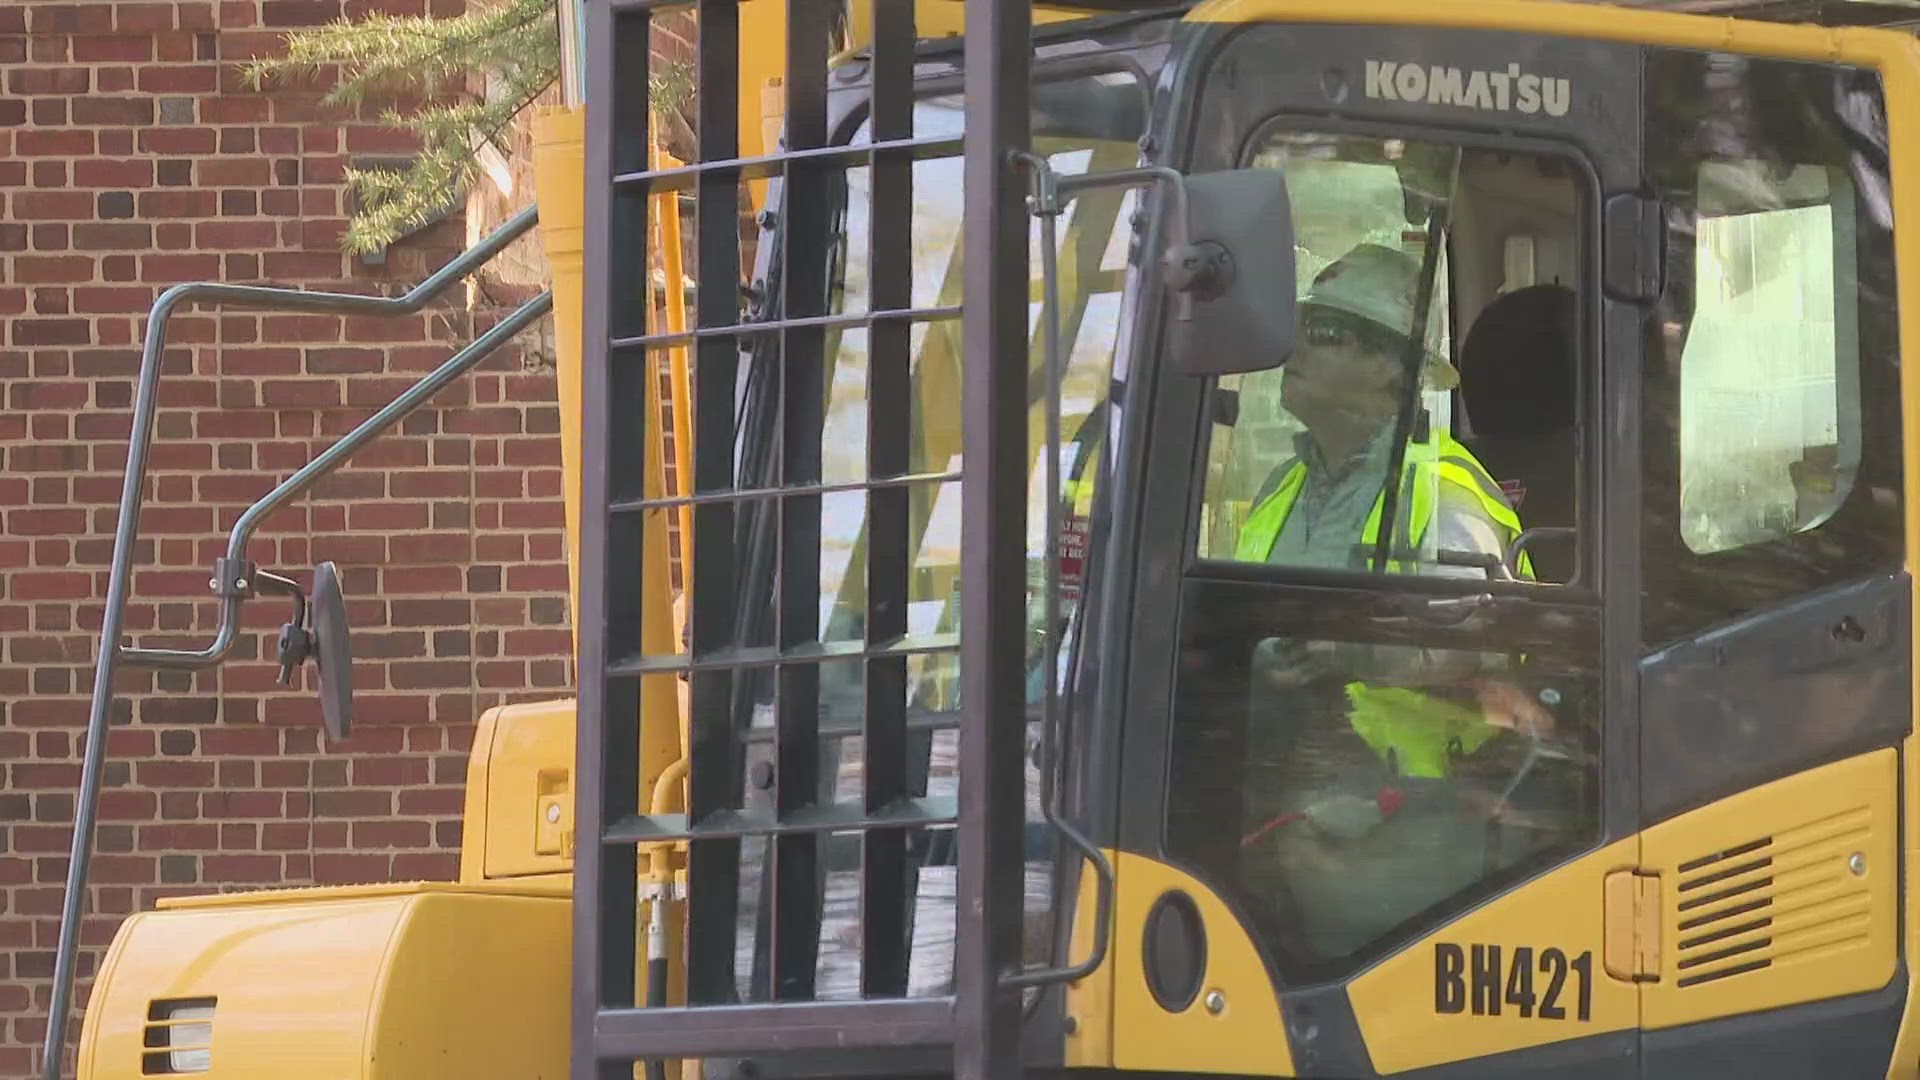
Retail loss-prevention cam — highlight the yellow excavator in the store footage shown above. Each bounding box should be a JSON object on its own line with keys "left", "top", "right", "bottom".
{"left": 42, "top": 0, "right": 1920, "bottom": 1078}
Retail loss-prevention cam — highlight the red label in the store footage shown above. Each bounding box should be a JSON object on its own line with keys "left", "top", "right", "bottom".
{"left": 1056, "top": 515, "right": 1089, "bottom": 600}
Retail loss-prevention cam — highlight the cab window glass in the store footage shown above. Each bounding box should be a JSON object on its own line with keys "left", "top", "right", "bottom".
{"left": 1643, "top": 53, "right": 1902, "bottom": 645}
{"left": 1163, "top": 584, "right": 1603, "bottom": 985}
{"left": 1679, "top": 167, "right": 1856, "bottom": 555}
{"left": 1201, "top": 131, "right": 1582, "bottom": 586}
{"left": 1172, "top": 123, "right": 1597, "bottom": 986}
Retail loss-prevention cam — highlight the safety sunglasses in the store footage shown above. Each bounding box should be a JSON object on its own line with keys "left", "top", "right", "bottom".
{"left": 1300, "top": 311, "right": 1408, "bottom": 354}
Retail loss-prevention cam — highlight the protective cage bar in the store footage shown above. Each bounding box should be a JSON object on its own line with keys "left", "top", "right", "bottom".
{"left": 573, "top": 0, "right": 1035, "bottom": 1076}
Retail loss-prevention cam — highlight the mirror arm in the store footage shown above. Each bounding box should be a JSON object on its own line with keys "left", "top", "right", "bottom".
{"left": 1011, "top": 152, "right": 1197, "bottom": 320}
{"left": 116, "top": 290, "right": 552, "bottom": 673}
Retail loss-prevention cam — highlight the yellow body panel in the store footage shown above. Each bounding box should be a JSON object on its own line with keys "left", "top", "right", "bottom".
{"left": 1641, "top": 750, "right": 1900, "bottom": 1030}
{"left": 1893, "top": 28, "right": 1920, "bottom": 1073}
{"left": 1347, "top": 840, "right": 1639, "bottom": 1074}
{"left": 844, "top": 0, "right": 1089, "bottom": 46}
{"left": 1103, "top": 851, "right": 1297, "bottom": 1077}
{"left": 78, "top": 884, "right": 568, "bottom": 1080}
{"left": 1062, "top": 862, "right": 1115, "bottom": 1068}
{"left": 1190, "top": 0, "right": 1883, "bottom": 57}
{"left": 460, "top": 697, "right": 579, "bottom": 883}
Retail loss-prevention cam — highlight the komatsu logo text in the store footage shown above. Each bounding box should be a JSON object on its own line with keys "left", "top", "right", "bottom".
{"left": 1364, "top": 60, "right": 1570, "bottom": 117}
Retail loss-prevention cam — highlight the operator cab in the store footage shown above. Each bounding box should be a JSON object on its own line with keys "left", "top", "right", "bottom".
{"left": 1142, "top": 20, "right": 1903, "bottom": 1066}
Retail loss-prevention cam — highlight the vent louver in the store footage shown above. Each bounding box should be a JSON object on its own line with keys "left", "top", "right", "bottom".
{"left": 142, "top": 997, "right": 214, "bottom": 1075}
{"left": 1672, "top": 806, "right": 1874, "bottom": 988}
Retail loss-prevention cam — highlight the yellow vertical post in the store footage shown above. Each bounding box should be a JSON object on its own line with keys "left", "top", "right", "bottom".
{"left": 737, "top": 0, "right": 786, "bottom": 213}
{"left": 531, "top": 107, "right": 588, "bottom": 646}
{"left": 532, "top": 103, "right": 690, "bottom": 1079}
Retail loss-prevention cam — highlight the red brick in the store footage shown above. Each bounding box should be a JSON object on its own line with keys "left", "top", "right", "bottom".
{"left": 9, "top": 572, "right": 92, "bottom": 601}
{"left": 302, "top": 346, "right": 382, "bottom": 374}
{"left": 71, "top": 287, "right": 154, "bottom": 313}
{"left": 139, "top": 253, "right": 220, "bottom": 280}
{"left": 11, "top": 191, "right": 96, "bottom": 220}
{"left": 7, "top": 67, "right": 90, "bottom": 95}
{"left": 116, "top": 3, "right": 180, "bottom": 30}
{"left": 12, "top": 257, "right": 94, "bottom": 285}
{"left": 134, "top": 127, "right": 217, "bottom": 159}
{"left": 136, "top": 65, "right": 218, "bottom": 94}
{"left": 10, "top": 319, "right": 91, "bottom": 347}
{"left": 71, "top": 98, "right": 157, "bottom": 128}
{"left": 72, "top": 35, "right": 155, "bottom": 63}
{"left": 31, "top": 4, "right": 112, "bottom": 32}
{"left": 198, "top": 790, "right": 282, "bottom": 819}
{"left": 259, "top": 314, "right": 344, "bottom": 341}
{"left": 261, "top": 0, "right": 344, "bottom": 25}
{"left": 312, "top": 853, "right": 390, "bottom": 884}
{"left": 136, "top": 189, "right": 218, "bottom": 218}
{"left": 258, "top": 379, "right": 341, "bottom": 408}
{"left": 26, "top": 286, "right": 66, "bottom": 315}
{"left": 350, "top": 820, "right": 431, "bottom": 849}
{"left": 89, "top": 854, "right": 159, "bottom": 885}
{"left": 188, "top": 220, "right": 276, "bottom": 252}
{"left": 203, "top": 95, "right": 272, "bottom": 125}
{"left": 396, "top": 786, "right": 464, "bottom": 816}
{"left": 156, "top": 30, "right": 198, "bottom": 62}
{"left": 72, "top": 222, "right": 152, "bottom": 249}
{"left": 389, "top": 470, "right": 470, "bottom": 499}
{"left": 202, "top": 854, "right": 280, "bottom": 881}
{"left": 14, "top": 129, "right": 94, "bottom": 157}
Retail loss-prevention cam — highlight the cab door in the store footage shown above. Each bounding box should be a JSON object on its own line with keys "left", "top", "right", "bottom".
{"left": 1109, "top": 19, "right": 1651, "bottom": 1076}
{"left": 1629, "top": 43, "right": 1909, "bottom": 1078}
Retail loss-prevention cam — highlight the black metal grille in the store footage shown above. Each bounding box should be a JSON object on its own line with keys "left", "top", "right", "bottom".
{"left": 573, "top": 0, "right": 1036, "bottom": 1076}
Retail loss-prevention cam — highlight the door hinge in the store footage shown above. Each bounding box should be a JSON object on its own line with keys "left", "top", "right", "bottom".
{"left": 1604, "top": 870, "right": 1661, "bottom": 982}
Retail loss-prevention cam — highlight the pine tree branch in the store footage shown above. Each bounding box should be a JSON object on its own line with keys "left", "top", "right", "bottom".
{"left": 246, "top": 0, "right": 697, "bottom": 255}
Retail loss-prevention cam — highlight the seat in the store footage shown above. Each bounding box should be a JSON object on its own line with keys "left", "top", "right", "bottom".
{"left": 1456, "top": 284, "right": 1579, "bottom": 582}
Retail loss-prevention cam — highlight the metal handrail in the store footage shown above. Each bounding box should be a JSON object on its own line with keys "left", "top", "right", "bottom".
{"left": 42, "top": 206, "right": 544, "bottom": 1080}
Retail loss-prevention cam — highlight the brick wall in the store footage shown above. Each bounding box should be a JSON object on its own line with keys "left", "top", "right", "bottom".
{"left": 0, "top": 3, "right": 577, "bottom": 1076}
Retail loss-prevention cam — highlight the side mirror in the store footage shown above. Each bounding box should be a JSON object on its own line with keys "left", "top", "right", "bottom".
{"left": 1166, "top": 168, "right": 1298, "bottom": 378}
{"left": 311, "top": 561, "right": 353, "bottom": 743}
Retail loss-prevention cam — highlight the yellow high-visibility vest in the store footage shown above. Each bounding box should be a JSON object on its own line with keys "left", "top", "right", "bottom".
{"left": 1234, "top": 433, "right": 1529, "bottom": 778}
